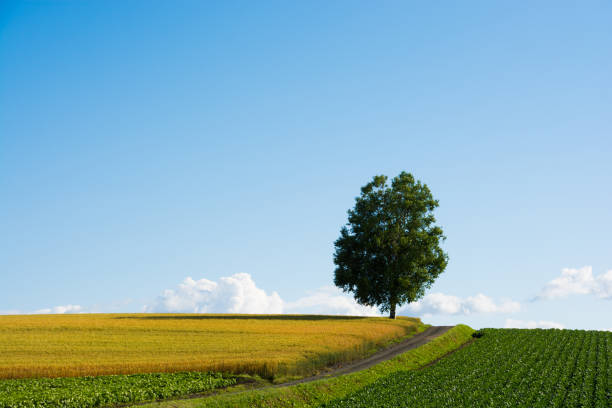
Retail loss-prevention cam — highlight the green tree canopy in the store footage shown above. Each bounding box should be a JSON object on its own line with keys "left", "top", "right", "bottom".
{"left": 334, "top": 172, "right": 448, "bottom": 319}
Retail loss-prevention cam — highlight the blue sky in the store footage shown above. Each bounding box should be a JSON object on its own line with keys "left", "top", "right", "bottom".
{"left": 1, "top": 1, "right": 610, "bottom": 330}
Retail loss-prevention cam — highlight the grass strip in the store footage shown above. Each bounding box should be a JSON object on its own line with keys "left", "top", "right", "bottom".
{"left": 138, "top": 324, "right": 474, "bottom": 408}
{"left": 0, "top": 371, "right": 236, "bottom": 408}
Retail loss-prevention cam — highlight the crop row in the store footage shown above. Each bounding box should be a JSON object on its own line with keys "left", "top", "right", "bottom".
{"left": 0, "top": 371, "right": 236, "bottom": 408}
{"left": 325, "top": 328, "right": 611, "bottom": 407}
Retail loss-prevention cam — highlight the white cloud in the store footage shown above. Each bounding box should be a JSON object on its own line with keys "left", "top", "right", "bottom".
{"left": 34, "top": 304, "right": 83, "bottom": 314}
{"left": 504, "top": 318, "right": 564, "bottom": 329}
{"left": 142, "top": 274, "right": 524, "bottom": 319}
{"left": 401, "top": 292, "right": 520, "bottom": 316}
{"left": 144, "top": 270, "right": 395, "bottom": 317}
{"left": 596, "top": 270, "right": 612, "bottom": 298}
{"left": 146, "top": 275, "right": 381, "bottom": 316}
{"left": 536, "top": 266, "right": 612, "bottom": 300}
{"left": 285, "top": 286, "right": 381, "bottom": 316}
{"left": 144, "top": 273, "right": 283, "bottom": 314}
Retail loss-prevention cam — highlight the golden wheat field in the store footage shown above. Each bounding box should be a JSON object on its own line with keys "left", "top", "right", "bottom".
{"left": 0, "top": 313, "right": 424, "bottom": 379}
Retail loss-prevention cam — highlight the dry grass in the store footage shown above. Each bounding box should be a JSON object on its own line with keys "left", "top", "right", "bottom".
{"left": 0, "top": 313, "right": 423, "bottom": 380}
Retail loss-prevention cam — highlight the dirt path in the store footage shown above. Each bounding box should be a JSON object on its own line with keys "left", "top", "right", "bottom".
{"left": 276, "top": 325, "right": 454, "bottom": 387}
{"left": 128, "top": 325, "right": 454, "bottom": 407}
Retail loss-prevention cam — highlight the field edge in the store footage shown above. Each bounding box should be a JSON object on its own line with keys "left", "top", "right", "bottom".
{"left": 136, "top": 324, "right": 474, "bottom": 408}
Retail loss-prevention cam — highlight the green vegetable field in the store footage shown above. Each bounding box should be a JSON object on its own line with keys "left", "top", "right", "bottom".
{"left": 0, "top": 371, "right": 235, "bottom": 408}
{"left": 325, "top": 328, "right": 611, "bottom": 408}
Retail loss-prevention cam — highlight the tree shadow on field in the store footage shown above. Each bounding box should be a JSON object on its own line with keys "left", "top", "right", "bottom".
{"left": 114, "top": 314, "right": 373, "bottom": 321}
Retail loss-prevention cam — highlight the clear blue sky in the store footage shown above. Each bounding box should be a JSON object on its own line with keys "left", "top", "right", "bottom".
{"left": 1, "top": 1, "right": 610, "bottom": 329}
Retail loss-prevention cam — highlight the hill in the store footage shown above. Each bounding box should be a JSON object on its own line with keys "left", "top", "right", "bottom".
{"left": 0, "top": 317, "right": 470, "bottom": 408}
{"left": 4, "top": 317, "right": 606, "bottom": 408}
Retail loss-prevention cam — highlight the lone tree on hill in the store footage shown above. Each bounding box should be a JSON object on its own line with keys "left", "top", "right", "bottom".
{"left": 333, "top": 172, "right": 448, "bottom": 319}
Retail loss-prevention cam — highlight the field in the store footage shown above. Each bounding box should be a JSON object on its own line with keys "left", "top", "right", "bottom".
{"left": 325, "top": 328, "right": 611, "bottom": 408}
{"left": 5, "top": 316, "right": 608, "bottom": 408}
{"left": 0, "top": 372, "right": 236, "bottom": 408}
{"left": 0, "top": 314, "right": 423, "bottom": 380}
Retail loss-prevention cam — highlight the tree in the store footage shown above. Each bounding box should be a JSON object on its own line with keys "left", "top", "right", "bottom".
{"left": 333, "top": 172, "right": 448, "bottom": 319}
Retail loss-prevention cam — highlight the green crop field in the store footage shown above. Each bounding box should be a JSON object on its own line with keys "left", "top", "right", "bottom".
{"left": 0, "top": 372, "right": 235, "bottom": 408}
{"left": 325, "top": 328, "right": 611, "bottom": 408}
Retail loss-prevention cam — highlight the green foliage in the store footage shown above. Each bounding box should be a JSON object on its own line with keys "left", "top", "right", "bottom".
{"left": 325, "top": 328, "right": 612, "bottom": 408}
{"left": 471, "top": 329, "right": 485, "bottom": 338}
{"left": 141, "top": 325, "right": 474, "bottom": 408}
{"left": 0, "top": 371, "right": 236, "bottom": 408}
{"left": 334, "top": 172, "right": 447, "bottom": 318}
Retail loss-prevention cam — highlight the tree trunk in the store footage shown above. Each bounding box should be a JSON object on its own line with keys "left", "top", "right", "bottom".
{"left": 389, "top": 303, "right": 396, "bottom": 319}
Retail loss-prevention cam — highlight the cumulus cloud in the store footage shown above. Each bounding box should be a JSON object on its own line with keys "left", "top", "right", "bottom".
{"left": 504, "top": 318, "right": 564, "bottom": 329}
{"left": 401, "top": 293, "right": 521, "bottom": 316}
{"left": 146, "top": 275, "right": 381, "bottom": 316}
{"left": 34, "top": 304, "right": 83, "bottom": 314}
{"left": 285, "top": 286, "right": 381, "bottom": 316}
{"left": 144, "top": 273, "right": 283, "bottom": 314}
{"left": 535, "top": 266, "right": 612, "bottom": 300}
{"left": 145, "top": 274, "right": 523, "bottom": 318}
